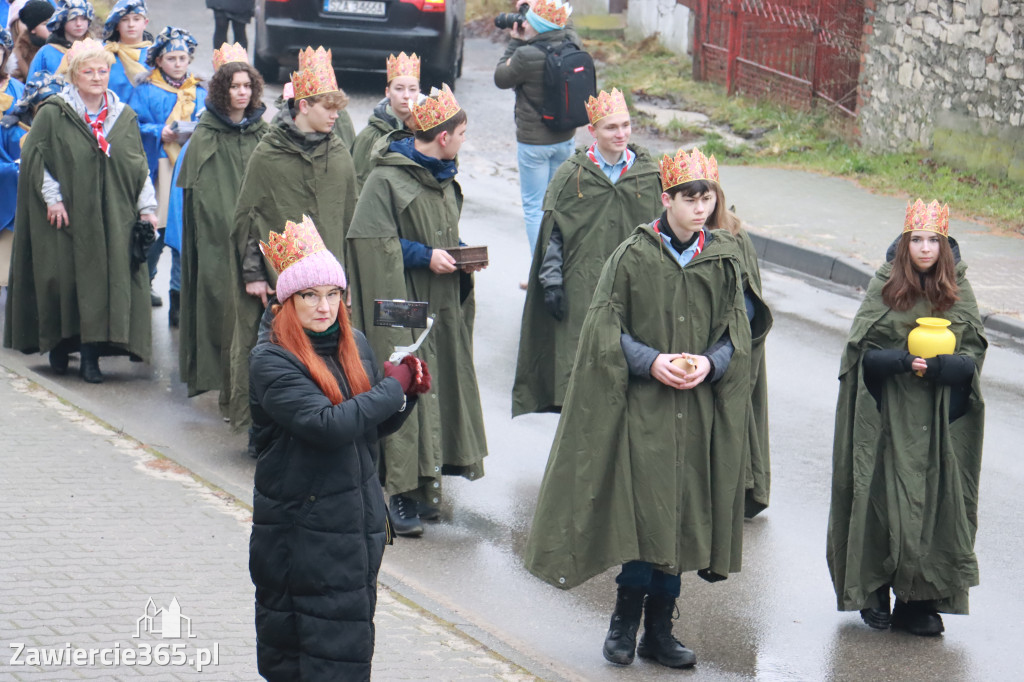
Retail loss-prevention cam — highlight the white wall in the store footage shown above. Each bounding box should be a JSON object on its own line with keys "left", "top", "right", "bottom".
{"left": 625, "top": 0, "right": 693, "bottom": 55}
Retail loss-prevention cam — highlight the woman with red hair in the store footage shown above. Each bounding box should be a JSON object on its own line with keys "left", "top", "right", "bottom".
{"left": 247, "top": 215, "right": 429, "bottom": 681}
{"left": 827, "top": 200, "right": 986, "bottom": 638}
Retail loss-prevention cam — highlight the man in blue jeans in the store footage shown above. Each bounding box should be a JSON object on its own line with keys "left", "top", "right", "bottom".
{"left": 493, "top": 0, "right": 578, "bottom": 258}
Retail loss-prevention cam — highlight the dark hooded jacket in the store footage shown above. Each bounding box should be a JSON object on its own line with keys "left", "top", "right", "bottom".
{"left": 249, "top": 324, "right": 411, "bottom": 681}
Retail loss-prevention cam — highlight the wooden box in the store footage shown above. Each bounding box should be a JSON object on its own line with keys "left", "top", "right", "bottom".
{"left": 448, "top": 245, "right": 488, "bottom": 267}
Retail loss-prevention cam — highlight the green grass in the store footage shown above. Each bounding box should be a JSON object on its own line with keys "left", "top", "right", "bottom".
{"left": 589, "top": 36, "right": 1024, "bottom": 232}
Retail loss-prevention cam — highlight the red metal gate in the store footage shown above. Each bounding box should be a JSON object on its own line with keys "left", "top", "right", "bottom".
{"left": 684, "top": 0, "right": 865, "bottom": 116}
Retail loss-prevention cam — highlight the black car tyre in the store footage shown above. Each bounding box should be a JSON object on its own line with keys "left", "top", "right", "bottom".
{"left": 424, "top": 31, "right": 463, "bottom": 92}
{"left": 253, "top": 49, "right": 281, "bottom": 84}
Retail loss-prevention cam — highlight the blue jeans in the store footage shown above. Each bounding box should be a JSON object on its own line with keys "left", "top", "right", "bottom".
{"left": 517, "top": 139, "right": 574, "bottom": 254}
{"left": 616, "top": 561, "right": 681, "bottom": 598}
{"left": 147, "top": 228, "right": 181, "bottom": 292}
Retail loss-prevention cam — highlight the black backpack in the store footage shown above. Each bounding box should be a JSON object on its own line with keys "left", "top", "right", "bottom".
{"left": 525, "top": 40, "right": 596, "bottom": 132}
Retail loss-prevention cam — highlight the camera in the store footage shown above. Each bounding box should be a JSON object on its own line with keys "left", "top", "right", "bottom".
{"left": 494, "top": 3, "right": 529, "bottom": 29}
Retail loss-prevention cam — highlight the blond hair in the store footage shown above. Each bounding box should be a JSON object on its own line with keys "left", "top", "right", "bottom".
{"left": 65, "top": 44, "right": 115, "bottom": 84}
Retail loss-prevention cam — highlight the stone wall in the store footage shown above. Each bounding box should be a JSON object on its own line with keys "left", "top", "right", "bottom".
{"left": 858, "top": 0, "right": 1024, "bottom": 182}
{"left": 624, "top": 0, "right": 692, "bottom": 55}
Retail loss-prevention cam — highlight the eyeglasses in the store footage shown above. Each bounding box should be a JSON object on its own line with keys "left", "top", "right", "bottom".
{"left": 296, "top": 289, "right": 344, "bottom": 307}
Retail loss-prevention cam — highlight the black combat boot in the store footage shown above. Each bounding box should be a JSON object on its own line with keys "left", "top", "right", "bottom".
{"left": 860, "top": 584, "right": 892, "bottom": 630}
{"left": 891, "top": 599, "right": 944, "bottom": 636}
{"left": 636, "top": 594, "right": 697, "bottom": 668}
{"left": 168, "top": 289, "right": 180, "bottom": 328}
{"left": 78, "top": 343, "right": 103, "bottom": 384}
{"left": 48, "top": 339, "right": 72, "bottom": 375}
{"left": 602, "top": 585, "right": 645, "bottom": 665}
{"left": 389, "top": 494, "right": 423, "bottom": 537}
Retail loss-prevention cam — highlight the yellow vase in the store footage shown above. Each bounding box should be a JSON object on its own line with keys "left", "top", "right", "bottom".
{"left": 907, "top": 317, "right": 956, "bottom": 358}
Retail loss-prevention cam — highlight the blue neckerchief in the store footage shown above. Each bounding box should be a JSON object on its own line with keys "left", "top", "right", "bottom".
{"left": 390, "top": 136, "right": 457, "bottom": 182}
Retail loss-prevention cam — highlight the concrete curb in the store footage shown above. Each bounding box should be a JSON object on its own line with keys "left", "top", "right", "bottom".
{"left": 747, "top": 231, "right": 1024, "bottom": 342}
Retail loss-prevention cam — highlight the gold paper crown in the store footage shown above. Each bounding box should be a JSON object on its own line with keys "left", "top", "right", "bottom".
{"left": 531, "top": 0, "right": 572, "bottom": 27}
{"left": 903, "top": 199, "right": 950, "bottom": 238}
{"left": 585, "top": 88, "right": 628, "bottom": 125}
{"left": 213, "top": 42, "right": 248, "bottom": 72}
{"left": 411, "top": 83, "right": 461, "bottom": 131}
{"left": 659, "top": 147, "right": 719, "bottom": 191}
{"left": 386, "top": 52, "right": 420, "bottom": 83}
{"left": 259, "top": 215, "right": 327, "bottom": 275}
{"left": 291, "top": 47, "right": 339, "bottom": 101}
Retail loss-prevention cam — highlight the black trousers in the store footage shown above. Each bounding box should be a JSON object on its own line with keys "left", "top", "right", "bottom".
{"left": 212, "top": 10, "right": 248, "bottom": 50}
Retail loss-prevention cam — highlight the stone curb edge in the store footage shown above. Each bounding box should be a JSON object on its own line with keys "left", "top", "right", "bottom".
{"left": 746, "top": 231, "right": 1024, "bottom": 342}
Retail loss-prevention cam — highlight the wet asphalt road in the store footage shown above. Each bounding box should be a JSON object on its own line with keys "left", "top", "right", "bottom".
{"left": 3, "top": 2, "right": 1024, "bottom": 679}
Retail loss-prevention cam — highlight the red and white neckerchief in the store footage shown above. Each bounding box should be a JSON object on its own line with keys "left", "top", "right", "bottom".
{"left": 586, "top": 142, "right": 634, "bottom": 180}
{"left": 652, "top": 219, "right": 706, "bottom": 260}
{"left": 83, "top": 94, "right": 111, "bottom": 157}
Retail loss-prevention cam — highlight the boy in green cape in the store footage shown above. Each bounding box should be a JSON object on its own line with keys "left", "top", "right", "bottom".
{"left": 350, "top": 51, "right": 419, "bottom": 191}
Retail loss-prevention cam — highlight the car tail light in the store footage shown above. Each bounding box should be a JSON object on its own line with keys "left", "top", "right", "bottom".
{"left": 266, "top": 0, "right": 289, "bottom": 3}
{"left": 400, "top": 0, "right": 446, "bottom": 12}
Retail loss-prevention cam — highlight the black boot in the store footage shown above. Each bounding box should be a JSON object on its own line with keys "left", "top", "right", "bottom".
{"left": 168, "top": 289, "right": 180, "bottom": 328}
{"left": 78, "top": 343, "right": 103, "bottom": 384}
{"left": 636, "top": 595, "right": 696, "bottom": 668}
{"left": 389, "top": 494, "right": 423, "bottom": 537}
{"left": 602, "top": 586, "right": 645, "bottom": 665}
{"left": 860, "top": 584, "right": 892, "bottom": 630}
{"left": 150, "top": 286, "right": 163, "bottom": 307}
{"left": 891, "top": 599, "right": 944, "bottom": 636}
{"left": 48, "top": 339, "right": 72, "bottom": 375}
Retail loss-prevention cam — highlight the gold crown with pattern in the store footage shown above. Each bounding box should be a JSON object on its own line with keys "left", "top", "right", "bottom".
{"left": 291, "top": 47, "right": 339, "bottom": 101}
{"left": 411, "top": 83, "right": 461, "bottom": 131}
{"left": 213, "top": 42, "right": 248, "bottom": 72}
{"left": 586, "top": 87, "right": 628, "bottom": 125}
{"left": 386, "top": 52, "right": 420, "bottom": 82}
{"left": 259, "top": 215, "right": 326, "bottom": 275}
{"left": 903, "top": 199, "right": 950, "bottom": 238}
{"left": 531, "top": 0, "right": 572, "bottom": 27}
{"left": 659, "top": 147, "right": 719, "bottom": 191}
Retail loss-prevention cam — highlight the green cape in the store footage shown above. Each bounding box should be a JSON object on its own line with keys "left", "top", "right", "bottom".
{"left": 4, "top": 97, "right": 152, "bottom": 360}
{"left": 350, "top": 108, "right": 411, "bottom": 192}
{"left": 226, "top": 117, "right": 357, "bottom": 428}
{"left": 733, "top": 229, "right": 774, "bottom": 517}
{"left": 177, "top": 109, "right": 269, "bottom": 399}
{"left": 346, "top": 146, "right": 487, "bottom": 497}
{"left": 524, "top": 225, "right": 753, "bottom": 589}
{"left": 827, "top": 260, "right": 986, "bottom": 614}
{"left": 512, "top": 144, "right": 663, "bottom": 416}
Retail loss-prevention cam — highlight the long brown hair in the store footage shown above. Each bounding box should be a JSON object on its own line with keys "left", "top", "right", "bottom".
{"left": 881, "top": 232, "right": 960, "bottom": 312}
{"left": 270, "top": 297, "right": 371, "bottom": 404}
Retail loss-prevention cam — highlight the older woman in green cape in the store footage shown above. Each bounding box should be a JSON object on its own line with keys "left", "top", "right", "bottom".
{"left": 4, "top": 38, "right": 157, "bottom": 383}
{"left": 827, "top": 200, "right": 986, "bottom": 637}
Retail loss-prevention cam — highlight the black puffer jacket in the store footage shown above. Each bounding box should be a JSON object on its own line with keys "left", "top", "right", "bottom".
{"left": 248, "top": 326, "right": 411, "bottom": 681}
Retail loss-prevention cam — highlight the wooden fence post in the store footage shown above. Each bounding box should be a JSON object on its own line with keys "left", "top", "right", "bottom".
{"left": 725, "top": 0, "right": 741, "bottom": 95}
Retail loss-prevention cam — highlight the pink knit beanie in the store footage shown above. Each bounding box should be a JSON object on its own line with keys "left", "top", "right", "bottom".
{"left": 259, "top": 215, "right": 347, "bottom": 302}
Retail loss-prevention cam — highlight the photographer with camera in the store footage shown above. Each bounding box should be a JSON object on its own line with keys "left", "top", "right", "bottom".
{"left": 494, "top": 0, "right": 580, "bottom": 261}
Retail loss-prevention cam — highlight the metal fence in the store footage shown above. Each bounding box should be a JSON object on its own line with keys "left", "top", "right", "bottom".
{"left": 683, "top": 0, "right": 865, "bottom": 116}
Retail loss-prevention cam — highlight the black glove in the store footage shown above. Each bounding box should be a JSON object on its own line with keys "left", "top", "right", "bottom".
{"left": 130, "top": 218, "right": 156, "bottom": 272}
{"left": 923, "top": 354, "right": 975, "bottom": 386}
{"left": 862, "top": 349, "right": 914, "bottom": 379}
{"left": 543, "top": 285, "right": 565, "bottom": 321}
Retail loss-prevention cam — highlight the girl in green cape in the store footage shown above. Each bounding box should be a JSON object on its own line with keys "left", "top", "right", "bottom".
{"left": 827, "top": 200, "right": 986, "bottom": 636}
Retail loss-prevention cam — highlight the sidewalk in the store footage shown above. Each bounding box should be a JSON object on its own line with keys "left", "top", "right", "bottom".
{"left": 0, "top": 368, "right": 542, "bottom": 681}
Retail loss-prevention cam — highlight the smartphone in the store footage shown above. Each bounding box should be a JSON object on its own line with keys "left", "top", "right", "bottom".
{"left": 373, "top": 300, "right": 429, "bottom": 328}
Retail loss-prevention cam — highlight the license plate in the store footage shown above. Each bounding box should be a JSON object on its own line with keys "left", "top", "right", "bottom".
{"left": 324, "top": 0, "right": 386, "bottom": 16}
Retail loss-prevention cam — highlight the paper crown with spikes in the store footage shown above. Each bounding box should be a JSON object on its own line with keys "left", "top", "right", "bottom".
{"left": 213, "top": 42, "right": 248, "bottom": 71}
{"left": 585, "top": 88, "right": 628, "bottom": 125}
{"left": 411, "top": 83, "right": 461, "bottom": 131}
{"left": 259, "top": 215, "right": 347, "bottom": 301}
{"left": 530, "top": 0, "right": 572, "bottom": 27}
{"left": 291, "top": 47, "right": 339, "bottom": 101}
{"left": 659, "top": 147, "right": 719, "bottom": 191}
{"left": 387, "top": 51, "right": 420, "bottom": 83}
{"left": 903, "top": 199, "right": 950, "bottom": 238}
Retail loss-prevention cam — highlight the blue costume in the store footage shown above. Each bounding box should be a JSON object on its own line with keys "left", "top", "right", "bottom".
{"left": 128, "top": 77, "right": 207, "bottom": 181}
{"left": 26, "top": 0, "right": 96, "bottom": 77}
{"left": 103, "top": 0, "right": 151, "bottom": 102}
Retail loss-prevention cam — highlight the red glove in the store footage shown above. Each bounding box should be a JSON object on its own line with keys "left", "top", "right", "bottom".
{"left": 382, "top": 361, "right": 414, "bottom": 393}
{"left": 402, "top": 355, "right": 432, "bottom": 395}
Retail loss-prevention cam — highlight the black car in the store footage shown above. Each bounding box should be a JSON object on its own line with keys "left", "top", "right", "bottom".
{"left": 253, "top": 0, "right": 465, "bottom": 89}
